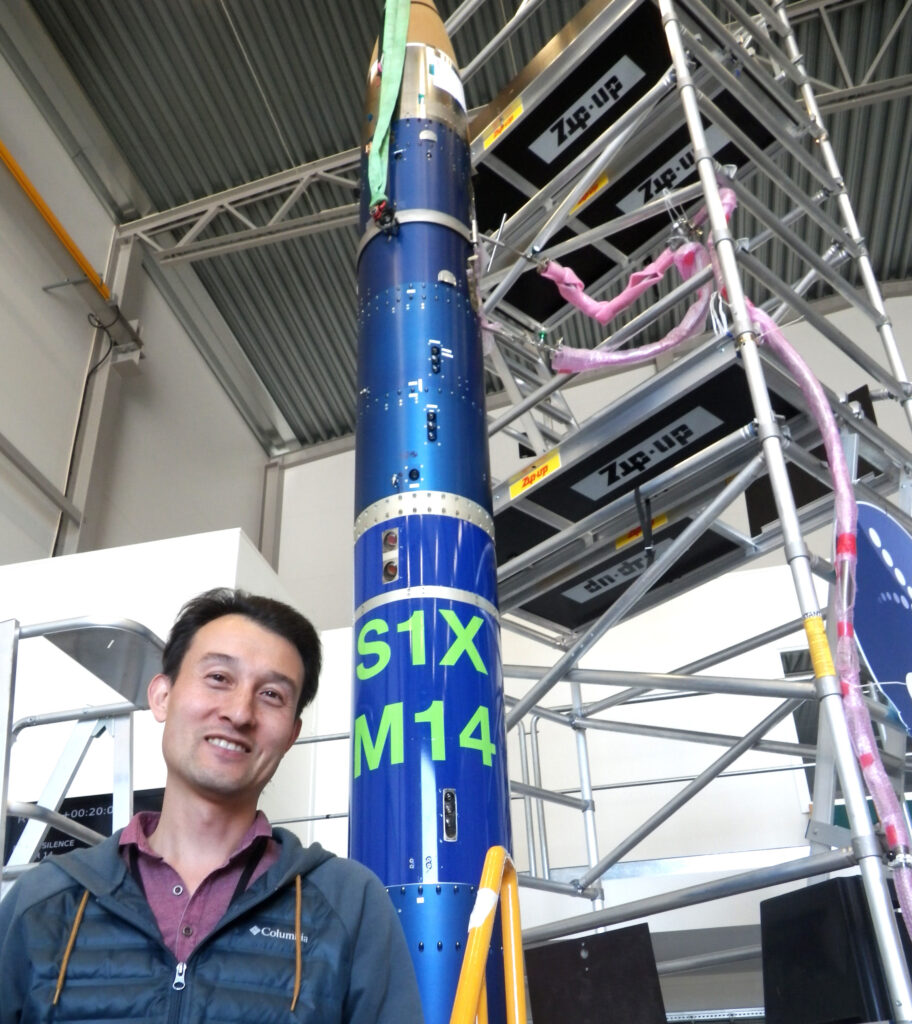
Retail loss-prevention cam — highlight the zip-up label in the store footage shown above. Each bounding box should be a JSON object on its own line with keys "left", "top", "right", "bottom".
{"left": 172, "top": 962, "right": 187, "bottom": 991}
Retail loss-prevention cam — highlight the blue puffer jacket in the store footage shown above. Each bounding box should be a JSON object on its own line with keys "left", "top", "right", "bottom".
{"left": 0, "top": 828, "right": 424, "bottom": 1023}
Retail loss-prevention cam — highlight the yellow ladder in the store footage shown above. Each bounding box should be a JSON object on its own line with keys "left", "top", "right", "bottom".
{"left": 450, "top": 847, "right": 527, "bottom": 1024}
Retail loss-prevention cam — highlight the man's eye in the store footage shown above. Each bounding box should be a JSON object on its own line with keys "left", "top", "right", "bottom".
{"left": 261, "top": 689, "right": 284, "bottom": 704}
{"left": 207, "top": 672, "right": 228, "bottom": 684}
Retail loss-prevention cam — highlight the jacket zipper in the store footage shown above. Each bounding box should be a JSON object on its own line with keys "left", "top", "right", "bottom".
{"left": 166, "top": 961, "right": 187, "bottom": 1024}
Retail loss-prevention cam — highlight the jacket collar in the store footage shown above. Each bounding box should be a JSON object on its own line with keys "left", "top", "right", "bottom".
{"left": 52, "top": 825, "right": 335, "bottom": 901}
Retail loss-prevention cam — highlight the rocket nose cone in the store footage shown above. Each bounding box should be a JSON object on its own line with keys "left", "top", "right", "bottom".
{"left": 370, "top": 0, "right": 458, "bottom": 67}
{"left": 407, "top": 0, "right": 456, "bottom": 62}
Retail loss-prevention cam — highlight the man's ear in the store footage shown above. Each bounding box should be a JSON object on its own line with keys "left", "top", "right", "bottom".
{"left": 148, "top": 674, "right": 172, "bottom": 723}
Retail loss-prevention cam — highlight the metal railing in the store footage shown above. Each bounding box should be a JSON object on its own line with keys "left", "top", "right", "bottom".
{"left": 0, "top": 615, "right": 162, "bottom": 892}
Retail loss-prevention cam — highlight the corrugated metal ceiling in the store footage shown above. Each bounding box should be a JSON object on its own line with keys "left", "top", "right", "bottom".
{"left": 20, "top": 0, "right": 912, "bottom": 452}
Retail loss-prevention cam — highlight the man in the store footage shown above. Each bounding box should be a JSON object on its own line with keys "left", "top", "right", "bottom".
{"left": 0, "top": 588, "right": 424, "bottom": 1023}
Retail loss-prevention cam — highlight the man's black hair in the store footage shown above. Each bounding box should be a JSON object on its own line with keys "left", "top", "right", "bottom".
{"left": 162, "top": 588, "right": 321, "bottom": 716}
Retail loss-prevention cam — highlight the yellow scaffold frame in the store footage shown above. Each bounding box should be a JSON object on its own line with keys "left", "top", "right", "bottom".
{"left": 450, "top": 846, "right": 527, "bottom": 1024}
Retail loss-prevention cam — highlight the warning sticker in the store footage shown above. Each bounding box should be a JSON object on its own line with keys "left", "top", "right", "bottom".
{"left": 483, "top": 100, "right": 524, "bottom": 150}
{"left": 508, "top": 450, "right": 561, "bottom": 500}
{"left": 615, "top": 515, "right": 668, "bottom": 550}
{"left": 571, "top": 173, "right": 610, "bottom": 214}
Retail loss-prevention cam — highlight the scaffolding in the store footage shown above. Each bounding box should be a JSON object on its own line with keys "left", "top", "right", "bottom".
{"left": 473, "top": 0, "right": 912, "bottom": 1018}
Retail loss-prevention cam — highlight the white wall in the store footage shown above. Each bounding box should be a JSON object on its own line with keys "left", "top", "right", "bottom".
{"left": 75, "top": 270, "right": 267, "bottom": 553}
{"left": 0, "top": 54, "right": 112, "bottom": 563}
{"left": 0, "top": 536, "right": 836, "bottom": 935}
{"left": 278, "top": 449, "right": 355, "bottom": 633}
{"left": 0, "top": 49, "right": 266, "bottom": 567}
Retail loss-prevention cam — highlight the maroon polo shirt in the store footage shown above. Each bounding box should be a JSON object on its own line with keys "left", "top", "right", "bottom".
{"left": 119, "top": 810, "right": 279, "bottom": 962}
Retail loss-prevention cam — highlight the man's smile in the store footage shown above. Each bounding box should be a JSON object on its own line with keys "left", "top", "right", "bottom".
{"left": 207, "top": 736, "right": 250, "bottom": 753}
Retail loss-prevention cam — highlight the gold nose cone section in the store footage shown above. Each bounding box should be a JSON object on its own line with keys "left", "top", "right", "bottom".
{"left": 368, "top": 0, "right": 458, "bottom": 70}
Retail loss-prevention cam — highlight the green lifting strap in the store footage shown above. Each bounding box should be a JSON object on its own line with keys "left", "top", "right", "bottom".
{"left": 368, "top": 0, "right": 411, "bottom": 216}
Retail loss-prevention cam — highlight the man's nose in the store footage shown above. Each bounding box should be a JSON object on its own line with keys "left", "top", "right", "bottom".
{"left": 220, "top": 685, "right": 256, "bottom": 725}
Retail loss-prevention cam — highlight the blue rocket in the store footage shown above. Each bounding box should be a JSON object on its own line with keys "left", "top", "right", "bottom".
{"left": 350, "top": 2, "right": 513, "bottom": 1020}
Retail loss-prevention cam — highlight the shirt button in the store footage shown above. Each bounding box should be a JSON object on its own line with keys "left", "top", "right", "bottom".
{"left": 172, "top": 885, "right": 184, "bottom": 896}
{"left": 182, "top": 926, "right": 193, "bottom": 937}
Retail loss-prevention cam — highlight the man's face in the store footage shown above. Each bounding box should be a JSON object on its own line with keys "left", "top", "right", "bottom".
{"left": 148, "top": 614, "right": 304, "bottom": 810}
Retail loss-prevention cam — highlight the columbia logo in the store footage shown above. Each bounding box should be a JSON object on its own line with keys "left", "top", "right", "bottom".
{"left": 249, "top": 925, "right": 305, "bottom": 942}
